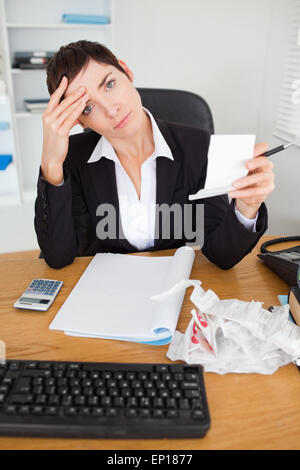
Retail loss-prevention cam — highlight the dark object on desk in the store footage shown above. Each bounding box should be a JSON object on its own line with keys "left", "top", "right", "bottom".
{"left": 258, "top": 237, "right": 300, "bottom": 287}
{"left": 289, "top": 287, "right": 300, "bottom": 326}
{"left": 0, "top": 360, "right": 210, "bottom": 439}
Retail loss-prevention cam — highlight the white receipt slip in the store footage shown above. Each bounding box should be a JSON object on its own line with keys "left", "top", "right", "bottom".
{"left": 189, "top": 135, "right": 256, "bottom": 200}
{"left": 49, "top": 246, "right": 197, "bottom": 344}
{"left": 166, "top": 285, "right": 300, "bottom": 374}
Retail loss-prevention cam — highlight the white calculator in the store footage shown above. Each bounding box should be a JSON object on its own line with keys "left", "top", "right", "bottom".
{"left": 14, "top": 279, "right": 63, "bottom": 311}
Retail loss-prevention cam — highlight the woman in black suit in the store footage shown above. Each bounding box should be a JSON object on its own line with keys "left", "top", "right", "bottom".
{"left": 35, "top": 40, "right": 275, "bottom": 269}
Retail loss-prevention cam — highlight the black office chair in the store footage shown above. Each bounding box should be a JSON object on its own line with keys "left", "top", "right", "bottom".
{"left": 136, "top": 88, "right": 214, "bottom": 134}
{"left": 38, "top": 89, "right": 213, "bottom": 258}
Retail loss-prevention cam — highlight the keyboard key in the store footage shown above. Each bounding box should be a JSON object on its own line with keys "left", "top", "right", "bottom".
{"left": 125, "top": 409, "right": 137, "bottom": 418}
{"left": 140, "top": 397, "right": 151, "bottom": 408}
{"left": 4, "top": 405, "right": 17, "bottom": 414}
{"left": 166, "top": 398, "right": 177, "bottom": 409}
{"left": 179, "top": 399, "right": 190, "bottom": 410}
{"left": 32, "top": 406, "right": 43, "bottom": 415}
{"left": 155, "top": 365, "right": 169, "bottom": 373}
{"left": 92, "top": 407, "right": 104, "bottom": 417}
{"left": 193, "top": 410, "right": 205, "bottom": 420}
{"left": 192, "top": 399, "right": 204, "bottom": 410}
{"left": 15, "top": 378, "right": 31, "bottom": 394}
{"left": 64, "top": 407, "right": 77, "bottom": 416}
{"left": 114, "top": 397, "right": 125, "bottom": 407}
{"left": 35, "top": 395, "right": 47, "bottom": 405}
{"left": 18, "top": 406, "right": 30, "bottom": 415}
{"left": 106, "top": 408, "right": 118, "bottom": 417}
{"left": 79, "top": 407, "right": 91, "bottom": 417}
{"left": 87, "top": 396, "right": 99, "bottom": 406}
{"left": 153, "top": 398, "right": 164, "bottom": 408}
{"left": 185, "top": 390, "right": 201, "bottom": 398}
{"left": 182, "top": 382, "right": 199, "bottom": 389}
{"left": 75, "top": 396, "right": 86, "bottom": 406}
{"left": 48, "top": 395, "right": 60, "bottom": 406}
{"left": 167, "top": 410, "right": 178, "bottom": 418}
{"left": 9, "top": 362, "right": 21, "bottom": 370}
{"left": 45, "top": 407, "right": 58, "bottom": 416}
{"left": 10, "top": 394, "right": 34, "bottom": 405}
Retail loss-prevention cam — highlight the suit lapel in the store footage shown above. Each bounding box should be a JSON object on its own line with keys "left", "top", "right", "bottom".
{"left": 152, "top": 119, "right": 181, "bottom": 250}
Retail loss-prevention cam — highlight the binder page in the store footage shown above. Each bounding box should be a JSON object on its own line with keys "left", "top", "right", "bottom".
{"left": 150, "top": 246, "right": 195, "bottom": 336}
{"left": 49, "top": 247, "right": 195, "bottom": 342}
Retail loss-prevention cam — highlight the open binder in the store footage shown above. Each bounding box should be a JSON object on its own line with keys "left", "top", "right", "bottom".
{"left": 49, "top": 246, "right": 196, "bottom": 345}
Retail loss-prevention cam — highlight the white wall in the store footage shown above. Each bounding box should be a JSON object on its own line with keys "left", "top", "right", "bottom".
{"left": 0, "top": 0, "right": 299, "bottom": 254}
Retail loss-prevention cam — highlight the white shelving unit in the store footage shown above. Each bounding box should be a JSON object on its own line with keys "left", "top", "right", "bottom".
{"left": 0, "top": 0, "right": 114, "bottom": 206}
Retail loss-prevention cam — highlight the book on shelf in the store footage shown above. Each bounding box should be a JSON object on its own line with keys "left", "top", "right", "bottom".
{"left": 24, "top": 99, "right": 49, "bottom": 113}
{"left": 62, "top": 14, "right": 110, "bottom": 24}
{"left": 15, "top": 51, "right": 55, "bottom": 58}
{"left": 289, "top": 287, "right": 300, "bottom": 326}
{"left": 19, "top": 63, "right": 49, "bottom": 70}
{"left": 13, "top": 51, "right": 55, "bottom": 69}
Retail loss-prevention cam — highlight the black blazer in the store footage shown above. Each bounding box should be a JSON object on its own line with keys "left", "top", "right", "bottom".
{"left": 34, "top": 118, "right": 268, "bottom": 269}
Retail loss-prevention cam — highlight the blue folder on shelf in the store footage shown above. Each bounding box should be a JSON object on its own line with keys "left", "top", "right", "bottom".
{"left": 0, "top": 122, "right": 10, "bottom": 131}
{"left": 62, "top": 14, "right": 110, "bottom": 24}
{"left": 0, "top": 154, "right": 12, "bottom": 170}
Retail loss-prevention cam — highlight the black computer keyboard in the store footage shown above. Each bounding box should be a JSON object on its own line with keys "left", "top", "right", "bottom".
{"left": 0, "top": 360, "right": 210, "bottom": 439}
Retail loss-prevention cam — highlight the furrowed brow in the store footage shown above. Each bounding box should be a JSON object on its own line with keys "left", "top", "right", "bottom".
{"left": 85, "top": 72, "right": 113, "bottom": 105}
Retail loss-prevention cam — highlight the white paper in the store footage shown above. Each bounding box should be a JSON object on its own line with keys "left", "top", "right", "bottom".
{"left": 189, "top": 134, "right": 256, "bottom": 200}
{"left": 49, "top": 246, "right": 195, "bottom": 343}
{"left": 167, "top": 284, "right": 300, "bottom": 374}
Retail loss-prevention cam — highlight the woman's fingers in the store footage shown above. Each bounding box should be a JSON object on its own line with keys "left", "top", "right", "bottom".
{"left": 55, "top": 93, "right": 89, "bottom": 128}
{"left": 45, "top": 76, "right": 87, "bottom": 122}
{"left": 46, "top": 76, "right": 68, "bottom": 114}
{"left": 246, "top": 155, "right": 274, "bottom": 172}
{"left": 253, "top": 142, "right": 268, "bottom": 158}
{"left": 232, "top": 169, "right": 274, "bottom": 189}
{"left": 229, "top": 184, "right": 275, "bottom": 199}
{"left": 60, "top": 97, "right": 88, "bottom": 133}
{"left": 51, "top": 86, "right": 87, "bottom": 121}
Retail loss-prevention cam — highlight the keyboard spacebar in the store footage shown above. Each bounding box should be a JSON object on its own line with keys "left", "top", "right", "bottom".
{"left": 81, "top": 363, "right": 154, "bottom": 371}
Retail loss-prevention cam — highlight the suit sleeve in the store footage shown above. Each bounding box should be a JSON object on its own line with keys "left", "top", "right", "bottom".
{"left": 200, "top": 194, "right": 268, "bottom": 269}
{"left": 34, "top": 158, "right": 95, "bottom": 269}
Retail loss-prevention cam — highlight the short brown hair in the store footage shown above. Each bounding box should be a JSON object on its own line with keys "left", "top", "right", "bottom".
{"left": 46, "top": 40, "right": 130, "bottom": 96}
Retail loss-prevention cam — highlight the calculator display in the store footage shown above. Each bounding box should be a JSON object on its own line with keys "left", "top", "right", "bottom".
{"left": 20, "top": 297, "right": 50, "bottom": 304}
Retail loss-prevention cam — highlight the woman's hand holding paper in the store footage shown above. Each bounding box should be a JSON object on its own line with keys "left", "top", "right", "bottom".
{"left": 229, "top": 142, "right": 275, "bottom": 219}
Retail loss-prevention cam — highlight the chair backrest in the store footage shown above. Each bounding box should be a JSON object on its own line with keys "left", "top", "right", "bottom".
{"left": 136, "top": 88, "right": 214, "bottom": 134}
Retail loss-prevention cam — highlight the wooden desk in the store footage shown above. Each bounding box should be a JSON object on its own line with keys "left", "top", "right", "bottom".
{"left": 0, "top": 236, "right": 299, "bottom": 450}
